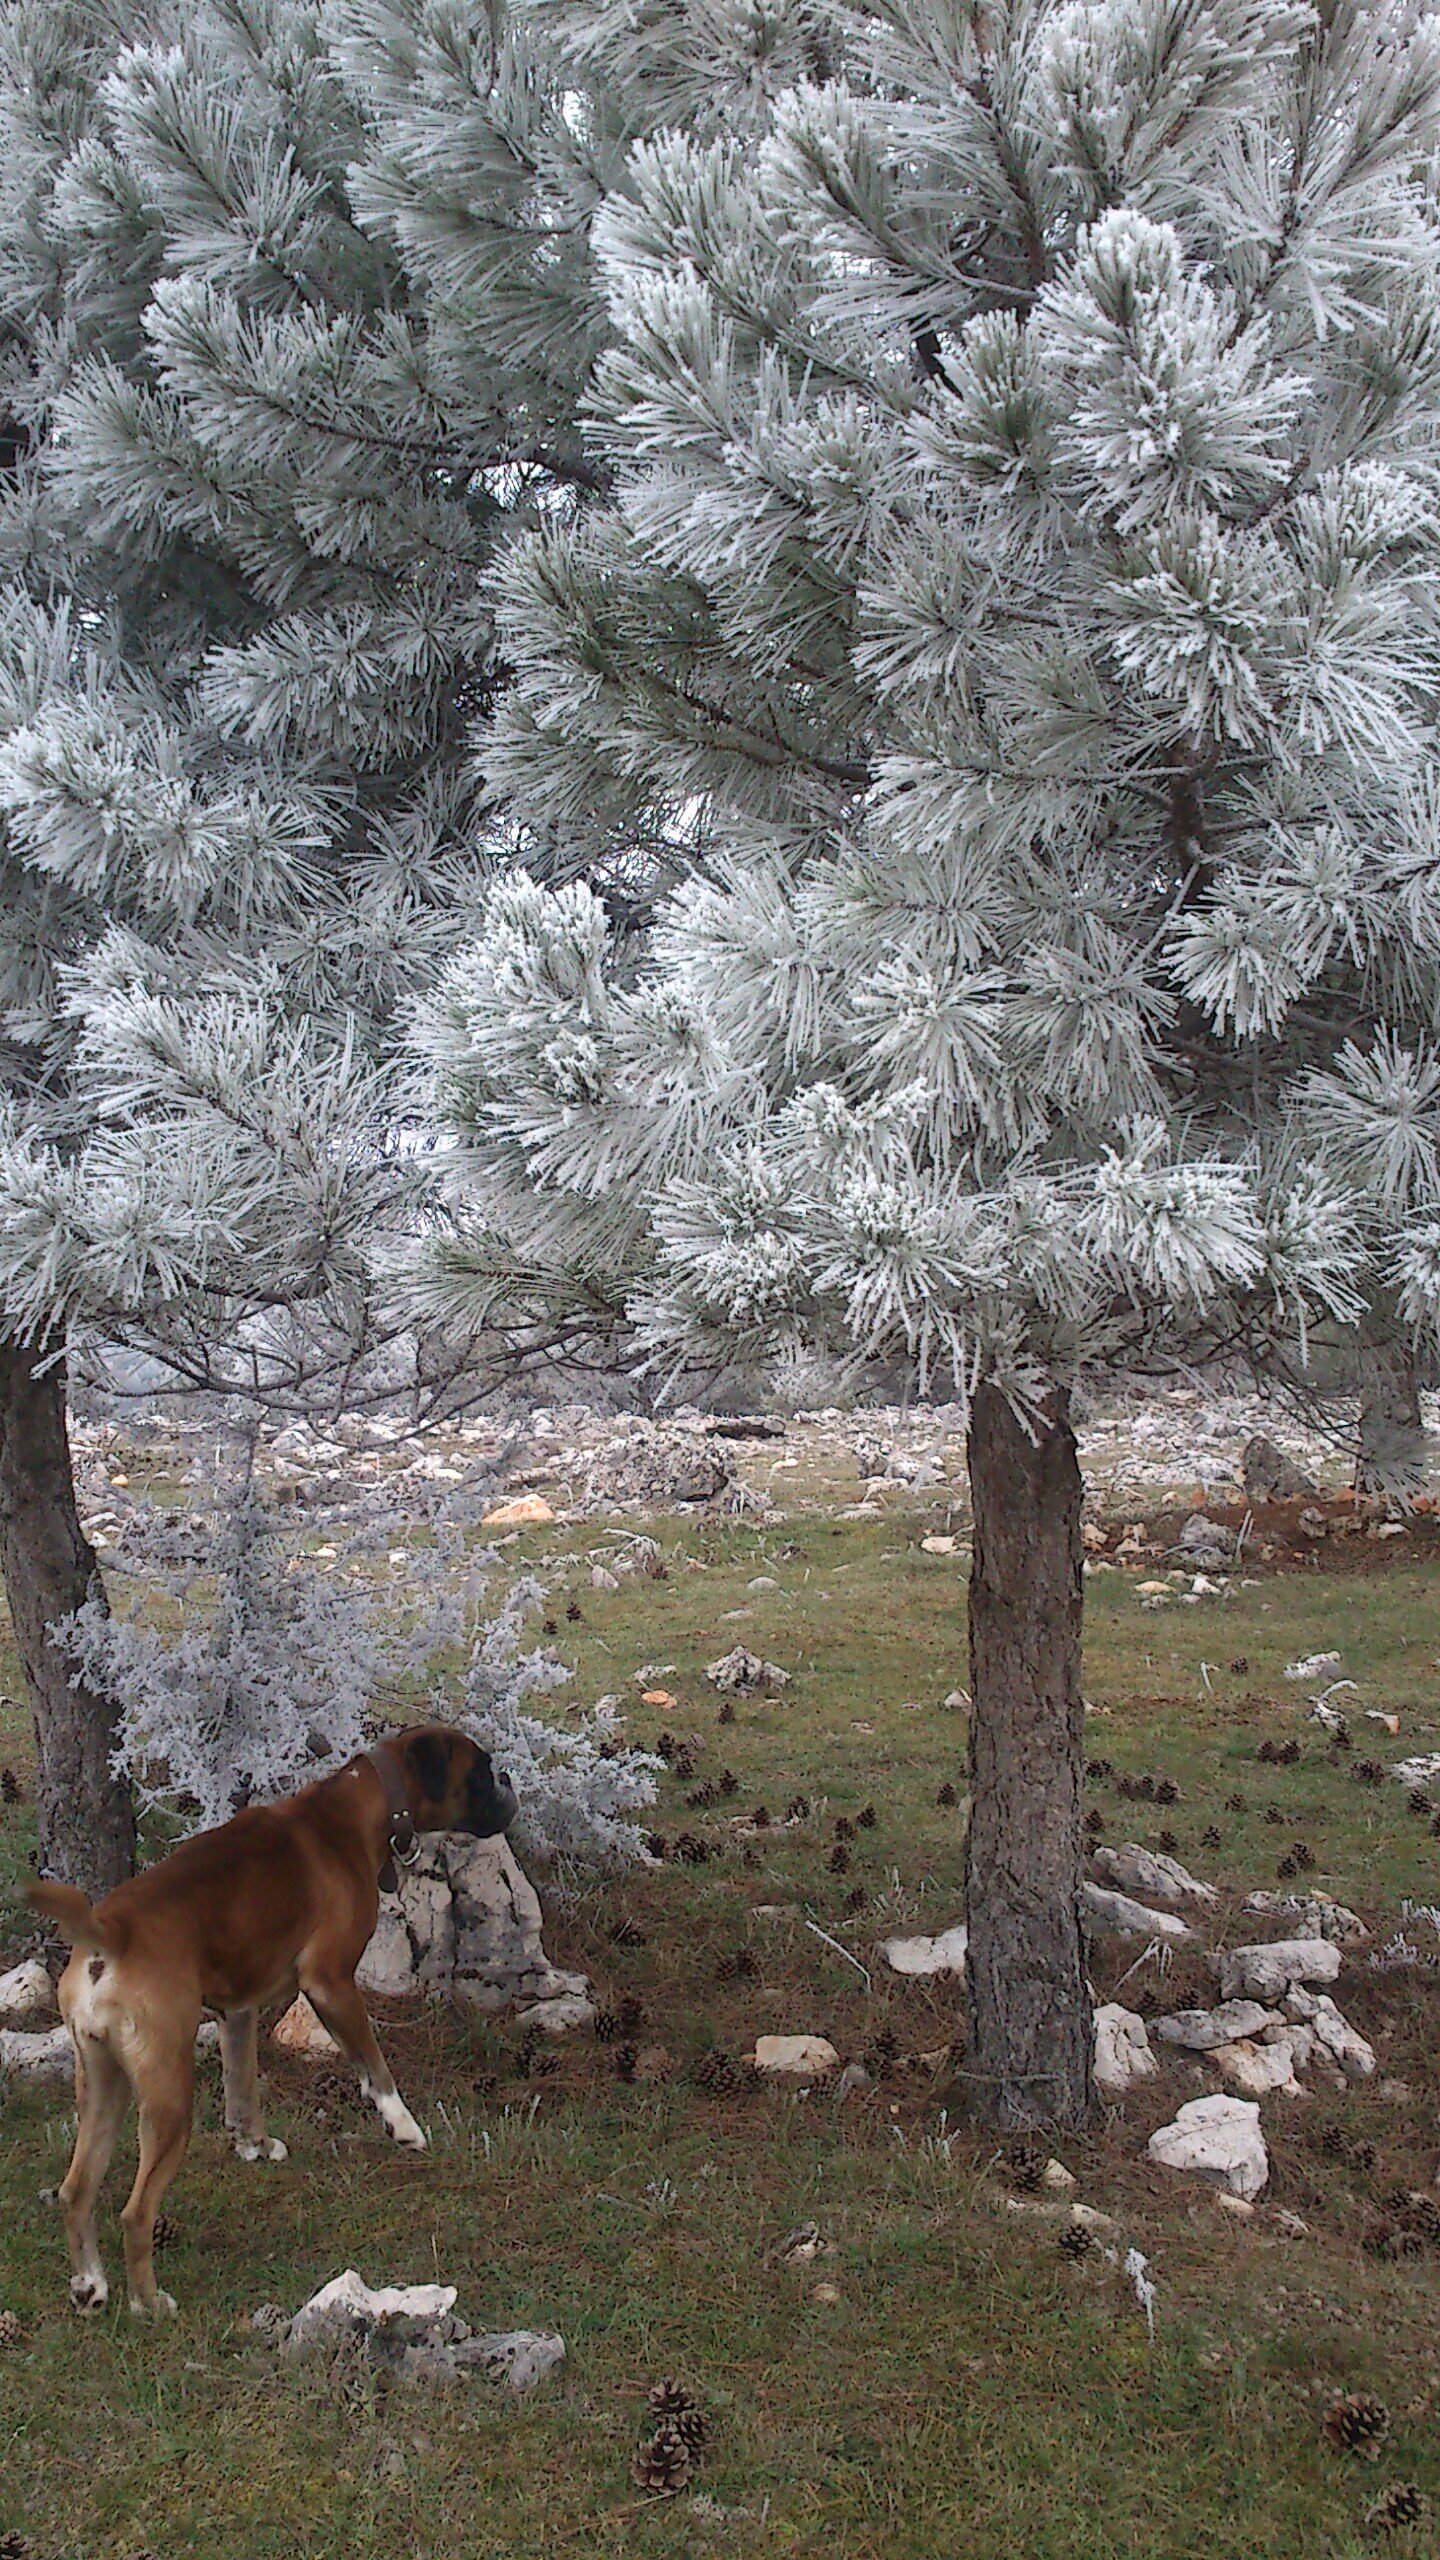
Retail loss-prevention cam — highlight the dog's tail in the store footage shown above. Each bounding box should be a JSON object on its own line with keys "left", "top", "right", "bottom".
{"left": 27, "top": 1881, "right": 111, "bottom": 1951}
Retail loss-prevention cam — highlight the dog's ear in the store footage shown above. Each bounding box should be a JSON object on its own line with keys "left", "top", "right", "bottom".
{"left": 404, "top": 1731, "right": 453, "bottom": 1805}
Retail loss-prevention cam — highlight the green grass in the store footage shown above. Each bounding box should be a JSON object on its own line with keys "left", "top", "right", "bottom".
{"left": 3, "top": 1508, "right": 1440, "bottom": 2558}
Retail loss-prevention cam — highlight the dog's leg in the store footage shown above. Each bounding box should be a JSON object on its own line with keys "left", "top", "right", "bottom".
{"left": 221, "top": 2008, "right": 287, "bottom": 2163}
{"left": 120, "top": 2047, "right": 194, "bottom": 2316}
{"left": 299, "top": 1972, "right": 427, "bottom": 2151}
{"left": 60, "top": 2032, "right": 129, "bottom": 2315}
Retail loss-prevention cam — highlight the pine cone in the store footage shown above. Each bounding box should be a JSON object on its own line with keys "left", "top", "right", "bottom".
{"left": 1157, "top": 1828, "right": 1179, "bottom": 1856}
{"left": 565, "top": 1600, "right": 583, "bottom": 1623}
{"left": 0, "top": 2310, "right": 26, "bottom": 2348}
{"left": 784, "top": 1793, "right": 809, "bottom": 1822}
{"left": 1386, "top": 2190, "right": 1440, "bottom": 2245}
{"left": 0, "top": 1767, "right": 20, "bottom": 1804}
{"left": 644, "top": 1833, "right": 669, "bottom": 1862}
{"left": 1432, "top": 1809, "right": 1440, "bottom": 1840}
{"left": 647, "top": 2376, "right": 697, "bottom": 2417}
{"left": 672, "top": 2404, "right": 710, "bottom": 2451}
{"left": 1263, "top": 1804, "right": 1286, "bottom": 1825}
{"left": 856, "top": 1803, "right": 877, "bottom": 1829}
{"left": 1332, "top": 1722, "right": 1352, "bottom": 1749}
{"left": 151, "top": 2212, "right": 179, "bottom": 2251}
{"left": 1367, "top": 2481, "right": 1430, "bottom": 2535}
{"left": 0, "top": 2534, "right": 31, "bottom": 2558}
{"left": 1058, "top": 2221, "right": 1092, "bottom": 2259}
{"left": 694, "top": 2048, "right": 755, "bottom": 2097}
{"left": 1290, "top": 1841, "right": 1315, "bottom": 1870}
{"left": 716, "top": 1948, "right": 758, "bottom": 1983}
{"left": 1315, "top": 2123, "right": 1348, "bottom": 2159}
{"left": 672, "top": 1751, "right": 696, "bottom": 1782}
{"left": 1084, "top": 1808, "right": 1105, "bottom": 1837}
{"left": 655, "top": 1731, "right": 679, "bottom": 1761}
{"left": 1225, "top": 1793, "right": 1246, "bottom": 1813}
{"left": 1085, "top": 1757, "right": 1113, "bottom": 1783}
{"left": 827, "top": 1843, "right": 850, "bottom": 1875}
{"left": 936, "top": 1782, "right": 957, "bottom": 1809}
{"left": 1201, "top": 1825, "right": 1221, "bottom": 1849}
{"left": 1277, "top": 1739, "right": 1301, "bottom": 1766}
{"left": 1347, "top": 2137, "right": 1378, "bottom": 2173}
{"left": 671, "top": 1831, "right": 710, "bottom": 1865}
{"left": 613, "top": 2045, "right": 638, "bottom": 2083}
{"left": 685, "top": 1781, "right": 718, "bottom": 1809}
{"left": 1005, "top": 2140, "right": 1046, "bottom": 2193}
{"left": 1153, "top": 1776, "right": 1181, "bottom": 1804}
{"left": 1257, "top": 1737, "right": 1278, "bottom": 1763}
{"left": 616, "top": 1995, "right": 645, "bottom": 2035}
{"left": 1321, "top": 2390, "right": 1391, "bottom": 2458}
{"left": 512, "top": 2030, "right": 540, "bottom": 2076}
{"left": 843, "top": 1885, "right": 866, "bottom": 1913}
{"left": 1352, "top": 1759, "right": 1386, "bottom": 1787}
{"left": 610, "top": 1916, "right": 648, "bottom": 1948}
{"left": 631, "top": 2422, "right": 691, "bottom": 2496}
{"left": 1408, "top": 1789, "right": 1432, "bottom": 1816}
{"left": 717, "top": 1699, "right": 736, "bottom": 1725}
{"left": 1362, "top": 2221, "right": 1419, "bottom": 2261}
{"left": 717, "top": 1770, "right": 739, "bottom": 1797}
{"left": 833, "top": 1815, "right": 855, "bottom": 1842}
{"left": 1229, "top": 1656, "right": 1249, "bottom": 1675}
{"left": 749, "top": 1804, "right": 771, "bottom": 1829}
{"left": 1276, "top": 1853, "right": 1299, "bottom": 1880}
{"left": 593, "top": 2006, "right": 621, "bottom": 2043}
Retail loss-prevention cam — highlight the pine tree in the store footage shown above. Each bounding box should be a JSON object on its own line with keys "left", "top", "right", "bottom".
{"left": 422, "top": 0, "right": 1440, "bottom": 2126}
{"left": 0, "top": 0, "right": 616, "bottom": 1889}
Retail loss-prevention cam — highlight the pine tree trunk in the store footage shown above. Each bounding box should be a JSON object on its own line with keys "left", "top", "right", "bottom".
{"left": 963, "top": 1381, "right": 1092, "bottom": 2132}
{"left": 0, "top": 1337, "right": 134, "bottom": 1893}
{"left": 1354, "top": 1339, "right": 1426, "bottom": 1507}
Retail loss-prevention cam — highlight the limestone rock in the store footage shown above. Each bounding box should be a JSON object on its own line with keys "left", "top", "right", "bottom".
{"left": 1093, "top": 2004, "right": 1159, "bottom": 2098}
{"left": 1216, "top": 1938, "right": 1342, "bottom": 2001}
{"left": 1152, "top": 2001, "right": 1283, "bottom": 2051}
{"left": 878, "top": 1923, "right": 969, "bottom": 1978}
{"left": 284, "top": 2270, "right": 456, "bottom": 2352}
{"left": 1042, "top": 2158, "right": 1077, "bottom": 2194}
{"left": 1092, "top": 1844, "right": 1218, "bottom": 1905}
{"left": 1210, "top": 2037, "right": 1303, "bottom": 2099}
{"left": 280, "top": 2269, "right": 565, "bottom": 2392}
{"left": 1282, "top": 1986, "right": 1376, "bottom": 2079}
{"left": 356, "top": 1833, "right": 588, "bottom": 2014}
{"left": 481, "top": 1495, "right": 556, "bottom": 1527}
{"left": 1082, "top": 1883, "right": 1194, "bottom": 1941}
{"left": 1146, "top": 2094, "right": 1269, "bottom": 2200}
{"left": 0, "top": 2023, "right": 73, "bottom": 2084}
{"left": 515, "top": 1993, "right": 594, "bottom": 2036}
{"left": 706, "top": 1645, "right": 790, "bottom": 1694}
{"left": 0, "top": 1958, "right": 56, "bottom": 2025}
{"left": 1176, "top": 1513, "right": 1236, "bottom": 1564}
{"left": 1240, "top": 1892, "right": 1367, "bottom": 1945}
{"left": 272, "top": 1997, "right": 340, "bottom": 2058}
{"left": 753, "top": 2035, "right": 839, "bottom": 2077}
{"left": 1241, "top": 1436, "right": 1316, "bottom": 1500}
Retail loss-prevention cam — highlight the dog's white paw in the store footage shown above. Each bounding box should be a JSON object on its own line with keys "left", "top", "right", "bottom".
{"left": 376, "top": 2089, "right": 427, "bottom": 2150}
{"left": 129, "top": 2289, "right": 177, "bottom": 2318}
{"left": 235, "top": 2135, "right": 288, "bottom": 2163}
{"left": 69, "top": 2272, "right": 108, "bottom": 2316}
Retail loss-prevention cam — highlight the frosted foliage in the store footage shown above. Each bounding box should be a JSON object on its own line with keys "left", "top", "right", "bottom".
{"left": 418, "top": 1, "right": 1440, "bottom": 1445}
{"left": 460, "top": 1575, "right": 661, "bottom": 1869}
{"left": 57, "top": 1452, "right": 657, "bottom": 1861}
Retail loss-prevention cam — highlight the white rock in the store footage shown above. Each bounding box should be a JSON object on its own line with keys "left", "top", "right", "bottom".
{"left": 271, "top": 1997, "right": 340, "bottom": 2058}
{"left": 1240, "top": 1893, "right": 1367, "bottom": 1945}
{"left": 515, "top": 1993, "right": 594, "bottom": 2036}
{"left": 1285, "top": 1651, "right": 1342, "bottom": 1681}
{"left": 284, "top": 2270, "right": 457, "bottom": 2354}
{"left": 753, "top": 2035, "right": 840, "bottom": 2076}
{"left": 1210, "top": 2038, "right": 1303, "bottom": 2099}
{"left": 1152, "top": 2001, "right": 1283, "bottom": 2051}
{"left": 0, "top": 1959, "right": 56, "bottom": 2025}
{"left": 1216, "top": 1938, "right": 1342, "bottom": 2001}
{"left": 1093, "top": 2004, "right": 1159, "bottom": 2097}
{"left": 1391, "top": 1753, "right": 1440, "bottom": 1788}
{"left": 878, "top": 1923, "right": 969, "bottom": 1978}
{"left": 590, "top": 1564, "right": 621, "bottom": 1591}
{"left": 1282, "top": 1986, "right": 1376, "bottom": 2079}
{"left": 1146, "top": 2094, "right": 1269, "bottom": 2201}
{"left": 1042, "top": 2159, "right": 1077, "bottom": 2194}
{"left": 0, "top": 2023, "right": 73, "bottom": 2084}
{"left": 357, "top": 1832, "right": 588, "bottom": 2014}
{"left": 1083, "top": 1883, "right": 1194, "bottom": 1942}
{"left": 706, "top": 1645, "right": 790, "bottom": 1693}
{"left": 920, "top": 1534, "right": 957, "bottom": 1555}
{"left": 1215, "top": 2193, "right": 1256, "bottom": 2219}
{"left": 1092, "top": 1845, "right": 1218, "bottom": 1905}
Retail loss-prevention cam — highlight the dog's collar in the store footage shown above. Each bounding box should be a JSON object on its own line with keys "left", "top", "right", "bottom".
{"left": 366, "top": 1744, "right": 422, "bottom": 1894}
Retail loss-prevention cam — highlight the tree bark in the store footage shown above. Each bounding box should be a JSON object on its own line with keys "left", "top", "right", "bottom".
{"left": 963, "top": 1380, "right": 1092, "bottom": 2132}
{"left": 0, "top": 1336, "right": 134, "bottom": 1893}
{"left": 1354, "top": 1338, "right": 1427, "bottom": 1508}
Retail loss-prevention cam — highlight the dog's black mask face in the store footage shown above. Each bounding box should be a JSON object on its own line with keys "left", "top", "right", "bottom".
{"left": 401, "top": 1729, "right": 517, "bottom": 1839}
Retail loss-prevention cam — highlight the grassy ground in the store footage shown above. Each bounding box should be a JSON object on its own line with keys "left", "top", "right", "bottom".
{"left": 3, "top": 1505, "right": 1440, "bottom": 2558}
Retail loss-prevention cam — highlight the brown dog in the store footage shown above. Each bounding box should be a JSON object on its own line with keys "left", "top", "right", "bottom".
{"left": 28, "top": 1725, "right": 516, "bottom": 2318}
